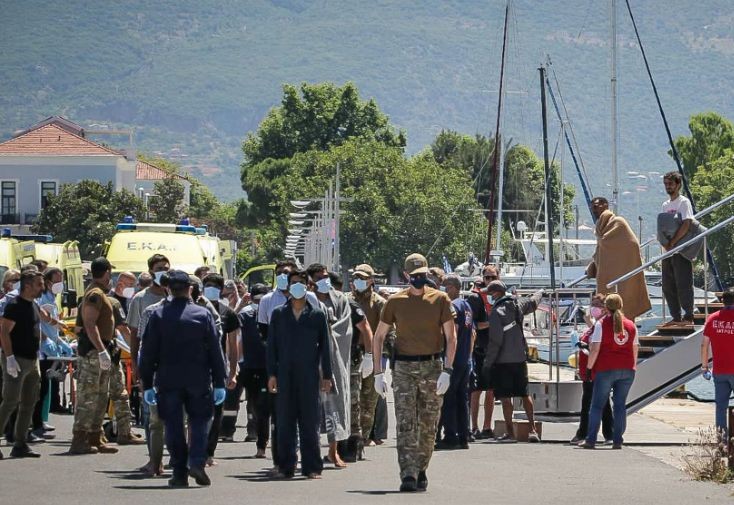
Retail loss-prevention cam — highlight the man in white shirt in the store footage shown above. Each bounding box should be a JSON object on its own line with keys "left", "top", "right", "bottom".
{"left": 660, "top": 171, "right": 695, "bottom": 326}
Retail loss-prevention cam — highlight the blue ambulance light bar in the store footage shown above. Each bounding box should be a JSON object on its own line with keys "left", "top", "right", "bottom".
{"left": 115, "top": 222, "right": 197, "bottom": 234}
{"left": 195, "top": 227, "right": 207, "bottom": 235}
{"left": 12, "top": 234, "right": 54, "bottom": 243}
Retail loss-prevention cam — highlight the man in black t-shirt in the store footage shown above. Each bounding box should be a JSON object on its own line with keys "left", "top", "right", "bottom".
{"left": 466, "top": 266, "right": 495, "bottom": 440}
{"left": 202, "top": 273, "right": 241, "bottom": 466}
{"left": 0, "top": 270, "right": 45, "bottom": 459}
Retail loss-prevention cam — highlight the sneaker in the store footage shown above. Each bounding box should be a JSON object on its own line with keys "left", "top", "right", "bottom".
{"left": 399, "top": 476, "right": 418, "bottom": 492}
{"left": 417, "top": 471, "right": 428, "bottom": 491}
{"left": 475, "top": 428, "right": 495, "bottom": 440}
{"left": 570, "top": 435, "right": 583, "bottom": 444}
{"left": 31, "top": 428, "right": 55, "bottom": 440}
{"left": 612, "top": 443, "right": 622, "bottom": 450}
{"left": 26, "top": 432, "right": 46, "bottom": 444}
{"left": 188, "top": 466, "right": 211, "bottom": 486}
{"left": 527, "top": 431, "right": 541, "bottom": 443}
{"left": 495, "top": 433, "right": 516, "bottom": 443}
{"left": 577, "top": 441, "right": 595, "bottom": 449}
{"left": 459, "top": 440, "right": 470, "bottom": 450}
{"left": 42, "top": 423, "right": 55, "bottom": 432}
{"left": 10, "top": 444, "right": 41, "bottom": 458}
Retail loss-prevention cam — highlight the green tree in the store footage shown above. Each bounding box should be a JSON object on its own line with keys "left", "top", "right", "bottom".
{"left": 33, "top": 180, "right": 145, "bottom": 258}
{"left": 691, "top": 147, "right": 734, "bottom": 281}
{"left": 150, "top": 175, "right": 187, "bottom": 223}
{"left": 672, "top": 112, "right": 734, "bottom": 181}
{"left": 241, "top": 82, "right": 406, "bottom": 226}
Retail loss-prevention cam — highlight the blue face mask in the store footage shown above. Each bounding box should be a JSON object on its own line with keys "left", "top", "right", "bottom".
{"left": 439, "top": 286, "right": 447, "bottom": 292}
{"left": 316, "top": 277, "right": 332, "bottom": 294}
{"left": 275, "top": 273, "right": 289, "bottom": 291}
{"left": 353, "top": 279, "right": 369, "bottom": 292}
{"left": 410, "top": 275, "right": 430, "bottom": 289}
{"left": 203, "top": 286, "right": 221, "bottom": 300}
{"left": 289, "top": 282, "right": 307, "bottom": 299}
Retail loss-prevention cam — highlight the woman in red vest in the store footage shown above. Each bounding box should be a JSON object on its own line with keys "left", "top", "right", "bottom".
{"left": 572, "top": 294, "right": 613, "bottom": 444}
{"left": 580, "top": 294, "right": 638, "bottom": 449}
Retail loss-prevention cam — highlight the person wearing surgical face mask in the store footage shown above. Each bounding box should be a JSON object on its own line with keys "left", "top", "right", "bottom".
{"left": 266, "top": 269, "right": 333, "bottom": 479}
{"left": 307, "top": 263, "right": 353, "bottom": 469}
{"left": 1, "top": 269, "right": 21, "bottom": 300}
{"left": 572, "top": 294, "right": 613, "bottom": 444}
{"left": 110, "top": 271, "right": 137, "bottom": 314}
{"left": 125, "top": 254, "right": 170, "bottom": 475}
{"left": 347, "top": 264, "right": 391, "bottom": 446}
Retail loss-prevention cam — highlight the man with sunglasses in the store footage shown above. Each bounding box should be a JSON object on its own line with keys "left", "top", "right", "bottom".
{"left": 372, "top": 253, "right": 456, "bottom": 492}
{"left": 466, "top": 266, "right": 496, "bottom": 439}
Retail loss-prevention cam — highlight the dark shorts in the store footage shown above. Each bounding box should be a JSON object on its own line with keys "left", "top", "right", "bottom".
{"left": 470, "top": 351, "right": 492, "bottom": 392}
{"left": 489, "top": 362, "right": 528, "bottom": 399}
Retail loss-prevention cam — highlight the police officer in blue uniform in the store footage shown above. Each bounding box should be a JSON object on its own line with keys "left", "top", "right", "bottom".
{"left": 267, "top": 269, "right": 333, "bottom": 479}
{"left": 139, "top": 270, "right": 227, "bottom": 488}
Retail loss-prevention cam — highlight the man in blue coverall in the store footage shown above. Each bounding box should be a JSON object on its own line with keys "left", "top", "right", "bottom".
{"left": 267, "top": 269, "right": 334, "bottom": 479}
{"left": 139, "top": 270, "right": 227, "bottom": 488}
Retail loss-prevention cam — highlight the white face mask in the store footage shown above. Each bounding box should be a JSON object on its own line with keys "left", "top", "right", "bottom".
{"left": 203, "top": 286, "right": 221, "bottom": 301}
{"left": 122, "top": 287, "right": 136, "bottom": 299}
{"left": 353, "top": 278, "right": 369, "bottom": 292}
{"left": 275, "top": 273, "right": 289, "bottom": 291}
{"left": 153, "top": 271, "right": 166, "bottom": 286}
{"left": 51, "top": 282, "right": 64, "bottom": 295}
{"left": 12, "top": 281, "right": 20, "bottom": 292}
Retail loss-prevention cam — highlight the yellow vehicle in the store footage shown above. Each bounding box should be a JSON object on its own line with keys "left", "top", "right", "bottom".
{"left": 219, "top": 238, "right": 237, "bottom": 279}
{"left": 104, "top": 218, "right": 229, "bottom": 276}
{"left": 240, "top": 264, "right": 275, "bottom": 289}
{"left": 0, "top": 229, "right": 35, "bottom": 276}
{"left": 34, "top": 240, "right": 85, "bottom": 316}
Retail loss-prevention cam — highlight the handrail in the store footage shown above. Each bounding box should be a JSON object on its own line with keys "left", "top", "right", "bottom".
{"left": 607, "top": 214, "right": 734, "bottom": 288}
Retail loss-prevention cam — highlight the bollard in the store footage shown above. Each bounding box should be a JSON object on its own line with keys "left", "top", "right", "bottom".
{"left": 729, "top": 407, "right": 734, "bottom": 471}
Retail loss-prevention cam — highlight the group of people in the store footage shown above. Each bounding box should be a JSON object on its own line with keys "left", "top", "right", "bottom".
{"left": 0, "top": 166, "right": 731, "bottom": 491}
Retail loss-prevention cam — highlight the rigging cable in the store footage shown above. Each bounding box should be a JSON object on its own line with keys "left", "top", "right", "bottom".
{"left": 624, "top": 0, "right": 723, "bottom": 290}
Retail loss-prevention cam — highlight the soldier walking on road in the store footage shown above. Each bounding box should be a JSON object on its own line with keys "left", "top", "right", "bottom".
{"left": 372, "top": 253, "right": 457, "bottom": 492}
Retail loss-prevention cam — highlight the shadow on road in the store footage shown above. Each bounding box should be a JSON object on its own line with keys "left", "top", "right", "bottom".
{"left": 347, "top": 490, "right": 403, "bottom": 495}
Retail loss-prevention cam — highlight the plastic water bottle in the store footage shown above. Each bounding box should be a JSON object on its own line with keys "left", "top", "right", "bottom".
{"left": 702, "top": 369, "right": 712, "bottom": 381}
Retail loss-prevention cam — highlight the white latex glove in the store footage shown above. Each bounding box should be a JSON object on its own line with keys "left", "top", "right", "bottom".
{"left": 360, "top": 353, "right": 374, "bottom": 379}
{"left": 374, "top": 372, "right": 388, "bottom": 398}
{"left": 98, "top": 350, "right": 112, "bottom": 371}
{"left": 5, "top": 355, "right": 20, "bottom": 378}
{"left": 436, "top": 371, "right": 451, "bottom": 395}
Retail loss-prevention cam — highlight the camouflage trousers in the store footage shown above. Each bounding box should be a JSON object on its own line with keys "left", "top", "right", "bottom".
{"left": 72, "top": 350, "right": 111, "bottom": 433}
{"left": 349, "top": 360, "right": 380, "bottom": 437}
{"left": 109, "top": 361, "right": 133, "bottom": 435}
{"left": 392, "top": 359, "right": 443, "bottom": 480}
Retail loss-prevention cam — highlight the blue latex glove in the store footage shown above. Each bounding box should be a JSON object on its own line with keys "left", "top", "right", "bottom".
{"left": 58, "top": 339, "right": 74, "bottom": 357}
{"left": 41, "top": 338, "right": 59, "bottom": 358}
{"left": 214, "top": 388, "right": 226, "bottom": 406}
{"left": 143, "top": 389, "right": 157, "bottom": 405}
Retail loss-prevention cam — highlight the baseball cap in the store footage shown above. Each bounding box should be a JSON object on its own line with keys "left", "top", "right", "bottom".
{"left": 90, "top": 257, "right": 114, "bottom": 277}
{"left": 404, "top": 253, "right": 429, "bottom": 275}
{"left": 188, "top": 274, "right": 203, "bottom": 290}
{"left": 166, "top": 270, "right": 190, "bottom": 289}
{"left": 486, "top": 280, "right": 508, "bottom": 294}
{"left": 353, "top": 264, "right": 375, "bottom": 278}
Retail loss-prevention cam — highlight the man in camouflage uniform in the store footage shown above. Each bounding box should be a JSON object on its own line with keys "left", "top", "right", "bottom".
{"left": 347, "top": 264, "right": 391, "bottom": 441}
{"left": 69, "top": 258, "right": 119, "bottom": 455}
{"left": 372, "top": 253, "right": 456, "bottom": 492}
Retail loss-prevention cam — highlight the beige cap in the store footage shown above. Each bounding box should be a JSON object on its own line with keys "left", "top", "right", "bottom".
{"left": 404, "top": 253, "right": 429, "bottom": 275}
{"left": 353, "top": 264, "right": 375, "bottom": 278}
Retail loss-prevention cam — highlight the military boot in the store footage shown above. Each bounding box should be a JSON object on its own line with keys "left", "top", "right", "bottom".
{"left": 89, "top": 430, "right": 119, "bottom": 454}
{"left": 117, "top": 429, "right": 146, "bottom": 446}
{"left": 68, "top": 430, "right": 99, "bottom": 455}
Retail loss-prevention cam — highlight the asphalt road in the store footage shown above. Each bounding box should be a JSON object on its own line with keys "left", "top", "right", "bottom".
{"left": 1, "top": 403, "right": 733, "bottom": 505}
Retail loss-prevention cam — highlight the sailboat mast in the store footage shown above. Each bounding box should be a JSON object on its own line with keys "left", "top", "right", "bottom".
{"left": 540, "top": 65, "right": 556, "bottom": 291}
{"left": 610, "top": 0, "right": 620, "bottom": 213}
{"left": 484, "top": 1, "right": 510, "bottom": 264}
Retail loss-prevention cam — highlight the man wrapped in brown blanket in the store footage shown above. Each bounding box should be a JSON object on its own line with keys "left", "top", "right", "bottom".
{"left": 586, "top": 198, "right": 651, "bottom": 320}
